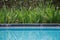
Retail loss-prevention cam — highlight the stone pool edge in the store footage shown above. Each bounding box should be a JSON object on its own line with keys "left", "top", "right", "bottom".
{"left": 0, "top": 23, "right": 60, "bottom": 27}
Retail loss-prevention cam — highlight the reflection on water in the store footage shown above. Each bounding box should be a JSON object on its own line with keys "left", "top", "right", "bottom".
{"left": 0, "top": 30, "right": 60, "bottom": 40}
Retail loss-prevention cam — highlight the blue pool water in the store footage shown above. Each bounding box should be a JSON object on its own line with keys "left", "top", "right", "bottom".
{"left": 0, "top": 27, "right": 60, "bottom": 40}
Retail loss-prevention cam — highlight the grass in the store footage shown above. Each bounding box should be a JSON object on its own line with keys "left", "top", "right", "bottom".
{"left": 0, "top": 2, "right": 60, "bottom": 23}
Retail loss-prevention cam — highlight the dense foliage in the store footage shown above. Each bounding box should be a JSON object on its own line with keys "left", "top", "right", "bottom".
{"left": 0, "top": 0, "right": 60, "bottom": 23}
{"left": 0, "top": 0, "right": 40, "bottom": 9}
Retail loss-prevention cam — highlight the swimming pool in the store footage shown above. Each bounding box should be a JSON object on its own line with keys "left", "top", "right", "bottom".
{"left": 0, "top": 27, "right": 60, "bottom": 40}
